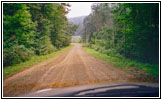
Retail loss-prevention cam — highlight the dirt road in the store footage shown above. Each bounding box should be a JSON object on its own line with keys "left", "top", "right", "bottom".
{"left": 3, "top": 43, "right": 135, "bottom": 97}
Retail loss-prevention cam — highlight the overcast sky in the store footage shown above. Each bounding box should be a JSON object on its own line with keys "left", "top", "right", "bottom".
{"left": 66, "top": 3, "right": 93, "bottom": 18}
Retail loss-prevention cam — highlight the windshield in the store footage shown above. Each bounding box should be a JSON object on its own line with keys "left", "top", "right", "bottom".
{"left": 2, "top": 1, "right": 159, "bottom": 98}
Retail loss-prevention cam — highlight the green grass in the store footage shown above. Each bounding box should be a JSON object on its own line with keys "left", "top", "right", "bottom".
{"left": 83, "top": 47, "right": 159, "bottom": 77}
{"left": 3, "top": 45, "right": 72, "bottom": 78}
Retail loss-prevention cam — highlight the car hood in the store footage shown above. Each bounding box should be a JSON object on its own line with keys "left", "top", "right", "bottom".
{"left": 23, "top": 82, "right": 159, "bottom": 97}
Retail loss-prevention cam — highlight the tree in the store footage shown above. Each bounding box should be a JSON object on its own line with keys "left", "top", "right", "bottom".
{"left": 3, "top": 3, "right": 73, "bottom": 66}
{"left": 83, "top": 3, "right": 159, "bottom": 64}
{"left": 3, "top": 3, "right": 36, "bottom": 66}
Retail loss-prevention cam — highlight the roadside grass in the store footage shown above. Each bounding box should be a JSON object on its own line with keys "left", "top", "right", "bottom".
{"left": 83, "top": 47, "right": 159, "bottom": 77}
{"left": 3, "top": 45, "right": 72, "bottom": 78}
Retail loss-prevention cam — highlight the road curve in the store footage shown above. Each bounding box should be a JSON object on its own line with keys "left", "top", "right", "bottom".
{"left": 3, "top": 43, "right": 135, "bottom": 97}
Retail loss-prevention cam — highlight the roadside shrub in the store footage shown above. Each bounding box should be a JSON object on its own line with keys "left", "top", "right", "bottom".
{"left": 114, "top": 53, "right": 123, "bottom": 58}
{"left": 106, "top": 48, "right": 117, "bottom": 56}
{"left": 35, "top": 36, "right": 56, "bottom": 55}
{"left": 127, "top": 62, "right": 136, "bottom": 67}
{"left": 84, "top": 43, "right": 93, "bottom": 48}
{"left": 91, "top": 44, "right": 99, "bottom": 51}
{"left": 3, "top": 45, "right": 34, "bottom": 66}
{"left": 35, "top": 44, "right": 56, "bottom": 55}
{"left": 98, "top": 46, "right": 106, "bottom": 54}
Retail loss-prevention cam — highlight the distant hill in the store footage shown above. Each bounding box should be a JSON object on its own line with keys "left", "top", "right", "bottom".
{"left": 68, "top": 16, "right": 86, "bottom": 36}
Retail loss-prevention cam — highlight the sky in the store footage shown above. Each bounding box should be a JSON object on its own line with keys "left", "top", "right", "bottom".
{"left": 66, "top": 3, "right": 93, "bottom": 18}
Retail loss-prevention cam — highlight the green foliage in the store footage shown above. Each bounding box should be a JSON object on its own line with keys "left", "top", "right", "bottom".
{"left": 3, "top": 45, "right": 34, "bottom": 66}
{"left": 83, "top": 3, "right": 159, "bottom": 64}
{"left": 112, "top": 3, "right": 159, "bottom": 63}
{"left": 3, "top": 45, "right": 72, "bottom": 78}
{"left": 3, "top": 4, "right": 36, "bottom": 66}
{"left": 83, "top": 47, "right": 159, "bottom": 77}
{"left": 3, "top": 3, "right": 73, "bottom": 67}
{"left": 82, "top": 3, "right": 159, "bottom": 78}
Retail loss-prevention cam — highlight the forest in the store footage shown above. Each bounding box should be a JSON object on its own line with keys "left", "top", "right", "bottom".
{"left": 3, "top": 3, "right": 77, "bottom": 67}
{"left": 82, "top": 3, "right": 159, "bottom": 64}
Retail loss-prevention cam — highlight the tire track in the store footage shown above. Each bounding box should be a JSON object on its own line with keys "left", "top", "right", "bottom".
{"left": 3, "top": 43, "right": 136, "bottom": 97}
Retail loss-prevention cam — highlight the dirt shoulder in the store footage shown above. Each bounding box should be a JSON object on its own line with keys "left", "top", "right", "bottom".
{"left": 3, "top": 43, "right": 141, "bottom": 97}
